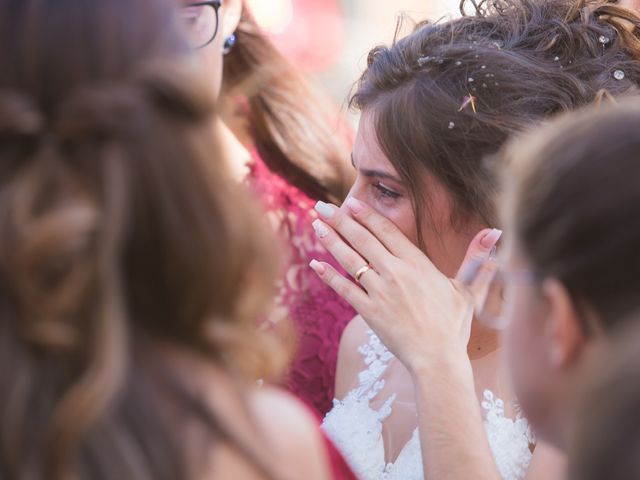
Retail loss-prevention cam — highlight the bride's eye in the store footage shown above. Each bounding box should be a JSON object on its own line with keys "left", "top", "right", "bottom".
{"left": 373, "top": 181, "right": 401, "bottom": 200}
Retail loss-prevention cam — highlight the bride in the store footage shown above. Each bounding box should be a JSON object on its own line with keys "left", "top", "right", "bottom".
{"left": 310, "top": 0, "right": 640, "bottom": 478}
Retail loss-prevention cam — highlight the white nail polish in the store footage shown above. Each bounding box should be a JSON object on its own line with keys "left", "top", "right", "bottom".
{"left": 312, "top": 219, "right": 329, "bottom": 238}
{"left": 481, "top": 228, "right": 503, "bottom": 248}
{"left": 315, "top": 201, "right": 334, "bottom": 219}
{"left": 309, "top": 259, "right": 326, "bottom": 275}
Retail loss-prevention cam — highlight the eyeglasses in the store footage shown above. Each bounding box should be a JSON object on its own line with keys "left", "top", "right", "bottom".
{"left": 464, "top": 258, "right": 541, "bottom": 330}
{"left": 180, "top": 1, "right": 222, "bottom": 50}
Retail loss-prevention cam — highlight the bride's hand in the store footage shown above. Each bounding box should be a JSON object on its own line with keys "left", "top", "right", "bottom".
{"left": 309, "top": 197, "right": 501, "bottom": 373}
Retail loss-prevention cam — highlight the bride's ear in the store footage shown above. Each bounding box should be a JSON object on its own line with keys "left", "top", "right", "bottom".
{"left": 541, "top": 278, "right": 587, "bottom": 370}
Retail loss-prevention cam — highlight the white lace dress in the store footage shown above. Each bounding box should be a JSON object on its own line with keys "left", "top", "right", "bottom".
{"left": 322, "top": 330, "right": 535, "bottom": 480}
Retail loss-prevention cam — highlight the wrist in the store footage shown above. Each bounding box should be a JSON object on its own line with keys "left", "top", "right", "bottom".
{"left": 408, "top": 344, "right": 473, "bottom": 383}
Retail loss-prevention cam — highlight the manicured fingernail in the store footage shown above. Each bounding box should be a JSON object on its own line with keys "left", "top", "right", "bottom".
{"left": 309, "top": 259, "right": 326, "bottom": 275}
{"left": 481, "top": 228, "right": 503, "bottom": 249}
{"left": 345, "top": 197, "right": 364, "bottom": 214}
{"left": 315, "top": 201, "right": 335, "bottom": 219}
{"left": 312, "top": 219, "right": 330, "bottom": 238}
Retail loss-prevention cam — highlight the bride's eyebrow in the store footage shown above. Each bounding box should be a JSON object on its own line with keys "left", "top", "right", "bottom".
{"left": 351, "top": 153, "right": 403, "bottom": 184}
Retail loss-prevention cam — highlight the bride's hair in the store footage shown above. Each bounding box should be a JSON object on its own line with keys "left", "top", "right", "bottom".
{"left": 0, "top": 0, "right": 281, "bottom": 478}
{"left": 501, "top": 100, "right": 640, "bottom": 335}
{"left": 351, "top": 0, "right": 640, "bottom": 247}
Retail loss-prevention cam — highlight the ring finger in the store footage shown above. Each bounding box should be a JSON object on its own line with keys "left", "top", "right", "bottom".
{"left": 312, "top": 219, "right": 380, "bottom": 289}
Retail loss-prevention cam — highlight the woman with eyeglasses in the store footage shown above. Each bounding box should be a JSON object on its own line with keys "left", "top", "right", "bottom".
{"left": 307, "top": 0, "right": 640, "bottom": 478}
{"left": 0, "top": 0, "right": 355, "bottom": 478}
{"left": 178, "top": 0, "right": 356, "bottom": 418}
{"left": 498, "top": 100, "right": 640, "bottom": 480}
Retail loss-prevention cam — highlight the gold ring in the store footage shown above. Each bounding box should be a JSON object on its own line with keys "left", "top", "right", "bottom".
{"left": 354, "top": 264, "right": 373, "bottom": 283}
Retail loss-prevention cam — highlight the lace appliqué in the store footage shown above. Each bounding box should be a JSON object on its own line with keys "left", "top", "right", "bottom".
{"left": 322, "top": 330, "right": 397, "bottom": 479}
{"left": 482, "top": 390, "right": 535, "bottom": 480}
{"left": 323, "top": 330, "right": 536, "bottom": 480}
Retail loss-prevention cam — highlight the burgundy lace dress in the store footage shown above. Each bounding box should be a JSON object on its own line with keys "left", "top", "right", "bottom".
{"left": 246, "top": 149, "right": 356, "bottom": 416}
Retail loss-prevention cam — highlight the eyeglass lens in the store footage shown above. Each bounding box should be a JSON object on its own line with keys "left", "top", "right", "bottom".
{"left": 180, "top": 4, "right": 218, "bottom": 49}
{"left": 476, "top": 269, "right": 510, "bottom": 331}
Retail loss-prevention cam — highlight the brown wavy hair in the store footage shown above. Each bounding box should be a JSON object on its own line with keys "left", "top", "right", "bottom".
{"left": 221, "top": 4, "right": 353, "bottom": 204}
{"left": 0, "top": 0, "right": 282, "bottom": 478}
{"left": 351, "top": 0, "right": 640, "bottom": 247}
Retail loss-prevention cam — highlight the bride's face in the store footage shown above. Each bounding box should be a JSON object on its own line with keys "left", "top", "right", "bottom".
{"left": 345, "top": 110, "right": 477, "bottom": 277}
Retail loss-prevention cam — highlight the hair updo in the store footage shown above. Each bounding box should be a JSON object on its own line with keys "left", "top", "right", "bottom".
{"left": 352, "top": 0, "right": 640, "bottom": 245}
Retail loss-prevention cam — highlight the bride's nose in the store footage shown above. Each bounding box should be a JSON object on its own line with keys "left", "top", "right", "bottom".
{"left": 341, "top": 181, "right": 365, "bottom": 212}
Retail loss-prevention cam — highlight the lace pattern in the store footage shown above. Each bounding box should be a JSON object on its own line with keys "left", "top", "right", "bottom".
{"left": 322, "top": 331, "right": 535, "bottom": 480}
{"left": 323, "top": 330, "right": 398, "bottom": 479}
{"left": 482, "top": 390, "right": 535, "bottom": 480}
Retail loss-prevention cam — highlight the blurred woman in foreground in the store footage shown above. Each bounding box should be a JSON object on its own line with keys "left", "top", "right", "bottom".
{"left": 0, "top": 0, "right": 351, "bottom": 478}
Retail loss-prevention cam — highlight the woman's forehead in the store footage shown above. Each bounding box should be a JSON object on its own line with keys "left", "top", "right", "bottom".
{"left": 353, "top": 111, "right": 398, "bottom": 173}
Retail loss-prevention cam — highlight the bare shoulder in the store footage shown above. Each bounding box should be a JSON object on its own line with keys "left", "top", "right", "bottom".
{"left": 196, "top": 364, "right": 331, "bottom": 480}
{"left": 338, "top": 314, "right": 371, "bottom": 358}
{"left": 248, "top": 387, "right": 332, "bottom": 480}
{"left": 525, "top": 441, "right": 567, "bottom": 480}
{"left": 335, "top": 315, "right": 371, "bottom": 400}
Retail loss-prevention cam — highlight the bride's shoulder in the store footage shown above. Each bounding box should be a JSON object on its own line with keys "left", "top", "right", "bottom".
{"left": 335, "top": 315, "right": 371, "bottom": 399}
{"left": 339, "top": 315, "right": 371, "bottom": 353}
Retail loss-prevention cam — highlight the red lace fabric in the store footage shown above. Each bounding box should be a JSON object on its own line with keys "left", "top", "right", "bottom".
{"left": 245, "top": 149, "right": 356, "bottom": 416}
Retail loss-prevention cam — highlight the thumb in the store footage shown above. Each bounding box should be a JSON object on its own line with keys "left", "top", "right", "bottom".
{"left": 456, "top": 228, "right": 502, "bottom": 285}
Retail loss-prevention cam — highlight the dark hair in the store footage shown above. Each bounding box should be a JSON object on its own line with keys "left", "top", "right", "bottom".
{"left": 0, "top": 0, "right": 282, "bottom": 478}
{"left": 502, "top": 100, "right": 640, "bottom": 334}
{"left": 221, "top": 4, "right": 353, "bottom": 204}
{"left": 351, "top": 0, "right": 640, "bottom": 246}
{"left": 568, "top": 319, "right": 640, "bottom": 480}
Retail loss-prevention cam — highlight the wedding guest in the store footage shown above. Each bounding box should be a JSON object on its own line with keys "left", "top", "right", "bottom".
{"left": 0, "top": 0, "right": 354, "bottom": 478}
{"left": 180, "top": 0, "right": 356, "bottom": 415}
{"left": 568, "top": 320, "right": 640, "bottom": 480}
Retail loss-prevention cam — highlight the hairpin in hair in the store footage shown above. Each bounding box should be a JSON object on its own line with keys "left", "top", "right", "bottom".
{"left": 599, "top": 35, "right": 610, "bottom": 46}
{"left": 613, "top": 69, "right": 625, "bottom": 80}
{"left": 417, "top": 55, "right": 432, "bottom": 67}
{"left": 458, "top": 94, "right": 477, "bottom": 114}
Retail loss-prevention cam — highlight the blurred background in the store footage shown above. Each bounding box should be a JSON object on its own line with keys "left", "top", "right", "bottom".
{"left": 246, "top": 0, "right": 460, "bottom": 109}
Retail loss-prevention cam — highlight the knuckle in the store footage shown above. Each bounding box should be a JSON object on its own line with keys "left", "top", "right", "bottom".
{"left": 343, "top": 255, "right": 362, "bottom": 274}
{"left": 358, "top": 208, "right": 373, "bottom": 223}
{"left": 379, "top": 219, "right": 397, "bottom": 238}
{"left": 331, "top": 210, "right": 345, "bottom": 230}
{"left": 336, "top": 281, "right": 354, "bottom": 300}
{"left": 351, "top": 232, "right": 368, "bottom": 251}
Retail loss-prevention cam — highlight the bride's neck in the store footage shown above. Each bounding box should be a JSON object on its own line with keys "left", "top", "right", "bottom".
{"left": 467, "top": 321, "right": 499, "bottom": 360}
